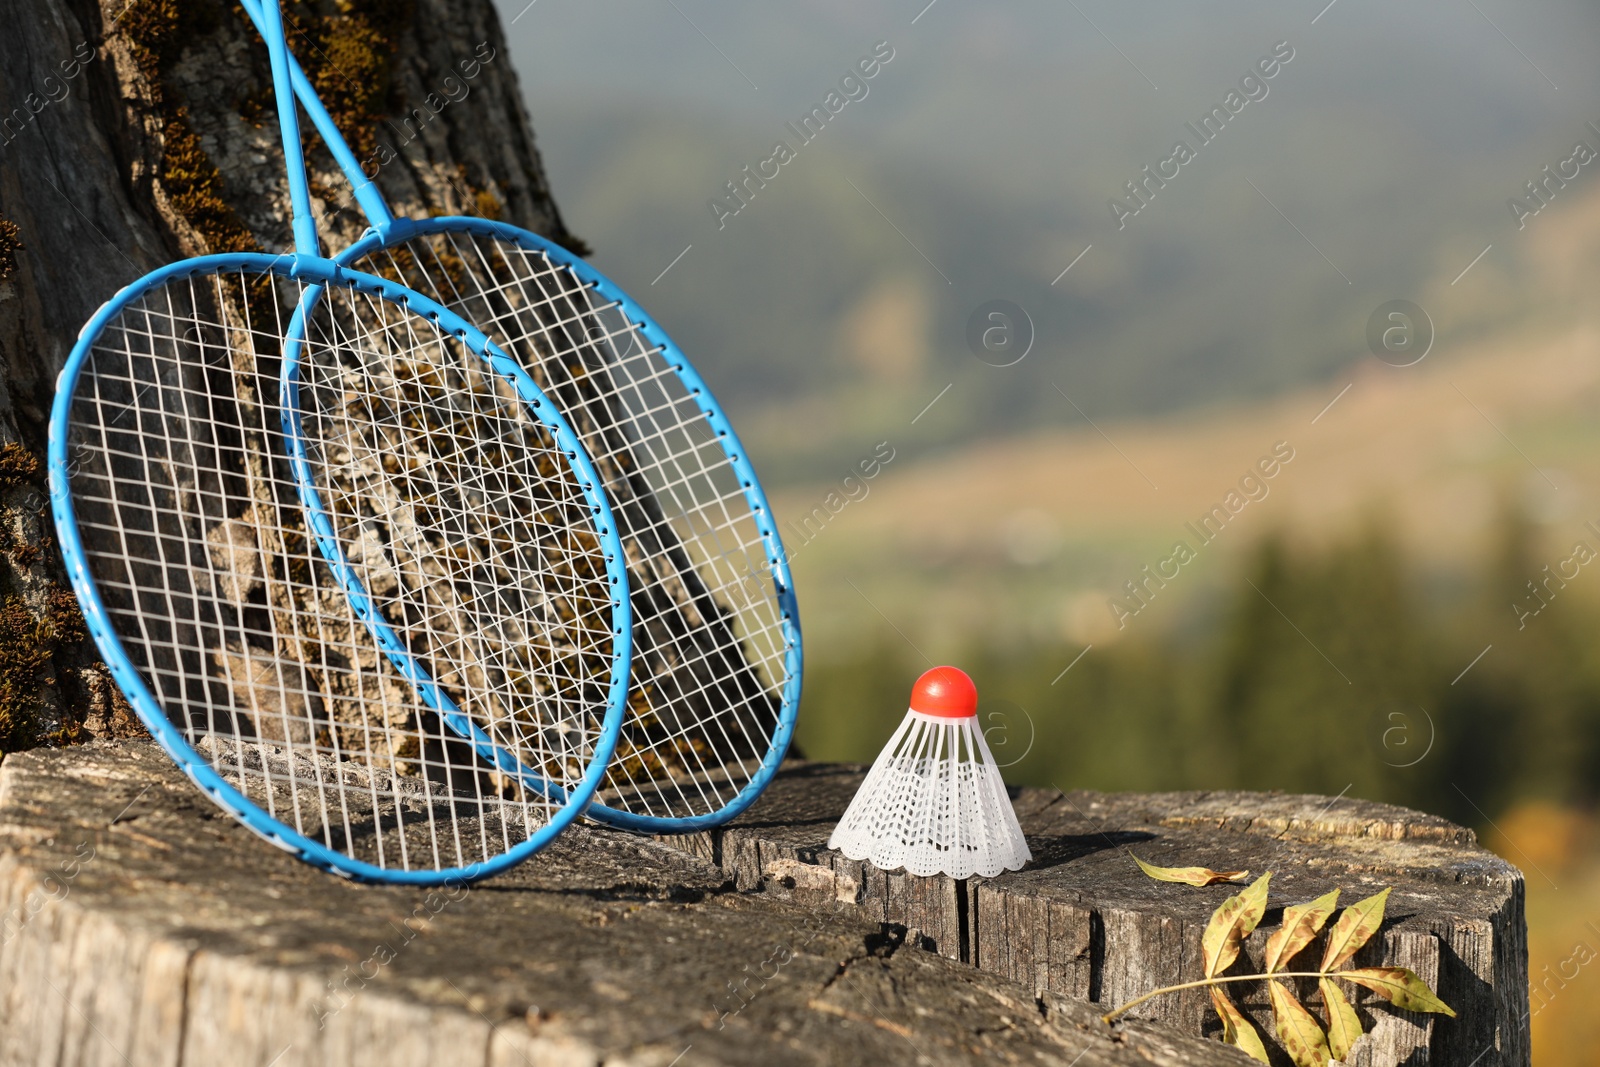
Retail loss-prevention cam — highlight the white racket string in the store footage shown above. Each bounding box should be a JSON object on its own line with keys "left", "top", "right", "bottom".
{"left": 355, "top": 231, "right": 791, "bottom": 821}
{"left": 64, "top": 265, "right": 615, "bottom": 874}
{"left": 296, "top": 282, "right": 619, "bottom": 797}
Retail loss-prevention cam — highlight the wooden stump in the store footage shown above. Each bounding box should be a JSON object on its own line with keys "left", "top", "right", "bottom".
{"left": 665, "top": 764, "right": 1528, "bottom": 1067}
{"left": 0, "top": 744, "right": 1525, "bottom": 1066}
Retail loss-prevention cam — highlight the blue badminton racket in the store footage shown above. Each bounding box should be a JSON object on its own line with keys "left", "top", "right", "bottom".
{"left": 239, "top": 0, "right": 801, "bottom": 833}
{"left": 47, "top": 0, "right": 630, "bottom": 884}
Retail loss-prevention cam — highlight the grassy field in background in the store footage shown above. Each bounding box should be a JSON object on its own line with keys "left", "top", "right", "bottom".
{"left": 775, "top": 313, "right": 1600, "bottom": 666}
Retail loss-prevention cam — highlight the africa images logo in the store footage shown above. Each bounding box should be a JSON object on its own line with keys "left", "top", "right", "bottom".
{"left": 707, "top": 41, "right": 896, "bottom": 230}
{"left": 1107, "top": 40, "right": 1296, "bottom": 230}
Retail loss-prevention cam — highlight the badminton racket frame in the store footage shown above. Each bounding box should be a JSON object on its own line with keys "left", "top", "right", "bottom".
{"left": 237, "top": 0, "right": 801, "bottom": 833}
{"left": 50, "top": 251, "right": 632, "bottom": 883}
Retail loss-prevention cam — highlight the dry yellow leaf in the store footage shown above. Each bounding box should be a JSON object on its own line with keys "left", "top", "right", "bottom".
{"left": 1320, "top": 976, "right": 1362, "bottom": 1061}
{"left": 1339, "top": 967, "right": 1456, "bottom": 1017}
{"left": 1270, "top": 979, "right": 1331, "bottom": 1067}
{"left": 1210, "top": 986, "right": 1270, "bottom": 1063}
{"left": 1202, "top": 872, "right": 1271, "bottom": 978}
{"left": 1265, "top": 889, "right": 1340, "bottom": 973}
{"left": 1131, "top": 852, "right": 1250, "bottom": 887}
{"left": 1319, "top": 887, "right": 1390, "bottom": 972}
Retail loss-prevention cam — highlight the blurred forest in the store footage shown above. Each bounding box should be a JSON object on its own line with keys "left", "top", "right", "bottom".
{"left": 797, "top": 503, "right": 1600, "bottom": 831}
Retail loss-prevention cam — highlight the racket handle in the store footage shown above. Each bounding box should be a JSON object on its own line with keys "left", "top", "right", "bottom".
{"left": 258, "top": 0, "right": 320, "bottom": 255}
{"left": 236, "top": 0, "right": 396, "bottom": 231}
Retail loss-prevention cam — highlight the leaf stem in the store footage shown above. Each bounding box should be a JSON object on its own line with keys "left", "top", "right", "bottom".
{"left": 1102, "top": 971, "right": 1338, "bottom": 1024}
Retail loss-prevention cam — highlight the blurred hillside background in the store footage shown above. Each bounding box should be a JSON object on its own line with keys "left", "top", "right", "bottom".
{"left": 498, "top": 1, "right": 1600, "bottom": 1058}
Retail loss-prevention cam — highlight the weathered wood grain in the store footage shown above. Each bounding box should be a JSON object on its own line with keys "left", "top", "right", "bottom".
{"left": 661, "top": 763, "right": 1529, "bottom": 1067}
{"left": 0, "top": 742, "right": 1259, "bottom": 1066}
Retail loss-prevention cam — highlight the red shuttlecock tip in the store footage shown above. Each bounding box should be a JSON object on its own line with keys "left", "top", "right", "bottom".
{"left": 909, "top": 666, "right": 978, "bottom": 718}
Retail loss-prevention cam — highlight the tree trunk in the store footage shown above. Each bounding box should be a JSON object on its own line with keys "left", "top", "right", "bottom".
{"left": 0, "top": 0, "right": 584, "bottom": 750}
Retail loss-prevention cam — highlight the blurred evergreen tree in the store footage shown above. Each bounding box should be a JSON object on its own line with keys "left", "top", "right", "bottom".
{"left": 794, "top": 638, "right": 921, "bottom": 764}
{"left": 988, "top": 639, "right": 1190, "bottom": 795}
{"left": 1436, "top": 501, "right": 1600, "bottom": 819}
{"left": 1203, "top": 523, "right": 1434, "bottom": 802}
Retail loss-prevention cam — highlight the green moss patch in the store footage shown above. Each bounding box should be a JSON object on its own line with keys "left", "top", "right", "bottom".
{"left": 0, "top": 217, "right": 20, "bottom": 281}
{"left": 120, "top": 0, "right": 260, "bottom": 255}
{"left": 293, "top": 0, "right": 414, "bottom": 164}
{"left": 0, "top": 442, "right": 42, "bottom": 489}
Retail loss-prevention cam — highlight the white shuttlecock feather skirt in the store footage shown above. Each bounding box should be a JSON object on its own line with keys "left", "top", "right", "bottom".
{"left": 828, "top": 710, "right": 1031, "bottom": 879}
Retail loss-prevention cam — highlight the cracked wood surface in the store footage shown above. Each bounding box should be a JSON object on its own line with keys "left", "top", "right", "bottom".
{"left": 661, "top": 763, "right": 1529, "bottom": 1067}
{"left": 0, "top": 742, "right": 1258, "bottom": 1066}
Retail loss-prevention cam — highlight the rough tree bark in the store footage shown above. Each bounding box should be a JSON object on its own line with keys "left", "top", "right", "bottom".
{"left": 0, "top": 0, "right": 584, "bottom": 750}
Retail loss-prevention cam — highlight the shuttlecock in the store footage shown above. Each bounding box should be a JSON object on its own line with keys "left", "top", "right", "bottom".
{"left": 828, "top": 666, "right": 1031, "bottom": 879}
